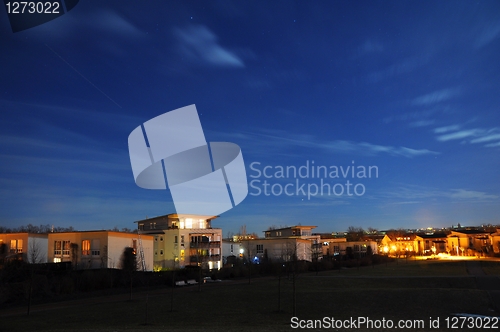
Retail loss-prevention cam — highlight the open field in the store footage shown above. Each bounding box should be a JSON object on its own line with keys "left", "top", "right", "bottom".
{"left": 1, "top": 259, "right": 499, "bottom": 332}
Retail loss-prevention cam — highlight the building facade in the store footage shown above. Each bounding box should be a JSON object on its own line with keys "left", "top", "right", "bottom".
{"left": 136, "top": 214, "right": 222, "bottom": 270}
{"left": 0, "top": 232, "right": 48, "bottom": 263}
{"left": 47, "top": 231, "right": 153, "bottom": 270}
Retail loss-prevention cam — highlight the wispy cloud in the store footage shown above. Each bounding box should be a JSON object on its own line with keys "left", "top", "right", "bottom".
{"left": 409, "top": 120, "right": 435, "bottom": 128}
{"left": 450, "top": 189, "right": 498, "bottom": 200}
{"left": 470, "top": 133, "right": 500, "bottom": 144}
{"left": 475, "top": 23, "right": 500, "bottom": 48}
{"left": 322, "top": 140, "right": 439, "bottom": 158}
{"left": 434, "top": 125, "right": 461, "bottom": 134}
{"left": 436, "top": 129, "right": 481, "bottom": 142}
{"left": 485, "top": 141, "right": 500, "bottom": 148}
{"left": 173, "top": 25, "right": 244, "bottom": 67}
{"left": 412, "top": 88, "right": 458, "bottom": 106}
{"left": 220, "top": 129, "right": 440, "bottom": 159}
{"left": 435, "top": 126, "right": 500, "bottom": 147}
{"left": 381, "top": 185, "right": 498, "bottom": 202}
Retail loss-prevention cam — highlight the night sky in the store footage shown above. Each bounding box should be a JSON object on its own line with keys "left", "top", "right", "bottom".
{"left": 1, "top": 1, "right": 499, "bottom": 235}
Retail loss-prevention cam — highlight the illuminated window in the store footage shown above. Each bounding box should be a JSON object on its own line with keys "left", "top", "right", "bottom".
{"left": 82, "top": 240, "right": 90, "bottom": 256}
{"left": 53, "top": 257, "right": 61, "bottom": 263}
{"left": 185, "top": 218, "right": 192, "bottom": 229}
{"left": 10, "top": 239, "right": 23, "bottom": 253}
{"left": 180, "top": 221, "right": 185, "bottom": 229}
{"left": 180, "top": 249, "right": 185, "bottom": 259}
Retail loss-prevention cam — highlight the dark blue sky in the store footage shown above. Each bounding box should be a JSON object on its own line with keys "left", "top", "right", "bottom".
{"left": 1, "top": 1, "right": 499, "bottom": 235}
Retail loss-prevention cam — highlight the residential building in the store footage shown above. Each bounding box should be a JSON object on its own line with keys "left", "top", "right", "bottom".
{"left": 328, "top": 240, "right": 378, "bottom": 257}
{"left": 240, "top": 237, "right": 313, "bottom": 262}
{"left": 490, "top": 229, "right": 500, "bottom": 254}
{"left": 222, "top": 239, "right": 242, "bottom": 264}
{"left": 317, "top": 234, "right": 347, "bottom": 257}
{"left": 0, "top": 232, "right": 48, "bottom": 263}
{"left": 47, "top": 231, "right": 153, "bottom": 270}
{"left": 136, "top": 213, "right": 222, "bottom": 270}
{"left": 264, "top": 225, "right": 322, "bottom": 260}
{"left": 415, "top": 232, "right": 448, "bottom": 255}
{"left": 449, "top": 229, "right": 492, "bottom": 255}
{"left": 381, "top": 233, "right": 419, "bottom": 255}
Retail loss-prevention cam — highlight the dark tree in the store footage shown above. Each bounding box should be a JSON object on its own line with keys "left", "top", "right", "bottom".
{"left": 120, "top": 247, "right": 137, "bottom": 272}
{"left": 346, "top": 226, "right": 365, "bottom": 241}
{"left": 366, "top": 245, "right": 373, "bottom": 256}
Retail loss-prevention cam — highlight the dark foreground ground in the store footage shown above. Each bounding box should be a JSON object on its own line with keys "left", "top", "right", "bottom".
{"left": 1, "top": 259, "right": 500, "bottom": 332}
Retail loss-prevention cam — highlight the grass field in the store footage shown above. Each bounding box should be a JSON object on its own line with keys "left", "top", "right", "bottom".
{"left": 1, "top": 259, "right": 499, "bottom": 332}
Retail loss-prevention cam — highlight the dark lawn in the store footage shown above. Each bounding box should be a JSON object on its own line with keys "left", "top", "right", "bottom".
{"left": 1, "top": 260, "right": 497, "bottom": 332}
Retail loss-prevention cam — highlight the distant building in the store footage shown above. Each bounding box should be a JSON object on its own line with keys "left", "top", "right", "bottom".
{"left": 135, "top": 214, "right": 222, "bottom": 270}
{"left": 47, "top": 231, "right": 153, "bottom": 270}
{"left": 317, "top": 234, "right": 347, "bottom": 257}
{"left": 222, "top": 239, "right": 242, "bottom": 265}
{"left": 328, "top": 240, "right": 378, "bottom": 257}
{"left": 0, "top": 232, "right": 48, "bottom": 263}
{"left": 449, "top": 229, "right": 492, "bottom": 255}
{"left": 416, "top": 232, "right": 448, "bottom": 255}
{"left": 381, "top": 233, "right": 419, "bottom": 255}
{"left": 490, "top": 229, "right": 500, "bottom": 254}
{"left": 240, "top": 237, "right": 313, "bottom": 262}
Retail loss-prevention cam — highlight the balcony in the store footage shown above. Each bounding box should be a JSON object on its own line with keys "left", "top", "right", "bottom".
{"left": 189, "top": 254, "right": 221, "bottom": 263}
{"left": 189, "top": 241, "right": 221, "bottom": 249}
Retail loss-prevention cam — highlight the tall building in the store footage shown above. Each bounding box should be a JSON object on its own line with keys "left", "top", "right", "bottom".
{"left": 136, "top": 213, "right": 222, "bottom": 270}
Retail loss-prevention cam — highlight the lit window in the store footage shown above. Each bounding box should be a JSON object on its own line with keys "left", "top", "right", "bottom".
{"left": 185, "top": 218, "right": 192, "bottom": 229}
{"left": 53, "top": 257, "right": 61, "bottom": 263}
{"left": 10, "top": 239, "right": 23, "bottom": 253}
{"left": 82, "top": 240, "right": 90, "bottom": 256}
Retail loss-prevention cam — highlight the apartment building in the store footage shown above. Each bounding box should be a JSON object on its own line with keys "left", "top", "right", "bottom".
{"left": 240, "top": 237, "right": 313, "bottom": 262}
{"left": 136, "top": 213, "right": 222, "bottom": 270}
{"left": 47, "top": 231, "right": 153, "bottom": 270}
{"left": 0, "top": 232, "right": 48, "bottom": 263}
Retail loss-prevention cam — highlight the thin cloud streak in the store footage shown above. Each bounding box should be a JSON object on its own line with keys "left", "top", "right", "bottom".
{"left": 412, "top": 88, "right": 458, "bottom": 106}
{"left": 174, "top": 25, "right": 244, "bottom": 67}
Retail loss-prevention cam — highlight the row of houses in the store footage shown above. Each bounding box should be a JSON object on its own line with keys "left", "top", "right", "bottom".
{"left": 2, "top": 214, "right": 500, "bottom": 271}
{"left": 0, "top": 230, "right": 154, "bottom": 270}
{"left": 378, "top": 229, "right": 500, "bottom": 256}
